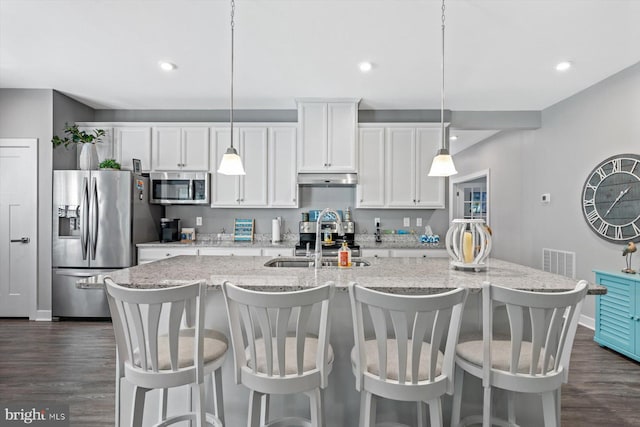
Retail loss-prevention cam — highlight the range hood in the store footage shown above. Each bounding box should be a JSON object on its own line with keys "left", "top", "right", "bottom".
{"left": 297, "top": 173, "right": 358, "bottom": 186}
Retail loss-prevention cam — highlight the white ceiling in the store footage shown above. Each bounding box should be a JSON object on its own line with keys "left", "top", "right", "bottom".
{"left": 1, "top": 0, "right": 639, "bottom": 112}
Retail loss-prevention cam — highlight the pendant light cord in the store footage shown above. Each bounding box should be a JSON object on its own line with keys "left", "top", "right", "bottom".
{"left": 230, "top": 0, "right": 235, "bottom": 149}
{"left": 440, "top": 0, "right": 446, "bottom": 152}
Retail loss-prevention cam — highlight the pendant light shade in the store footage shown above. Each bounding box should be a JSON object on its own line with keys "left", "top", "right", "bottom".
{"left": 428, "top": 148, "right": 457, "bottom": 176}
{"left": 428, "top": 0, "right": 457, "bottom": 177}
{"left": 217, "top": 146, "right": 246, "bottom": 175}
{"left": 217, "top": 0, "right": 245, "bottom": 176}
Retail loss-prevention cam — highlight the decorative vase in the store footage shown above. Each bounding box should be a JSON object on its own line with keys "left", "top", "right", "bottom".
{"left": 445, "top": 219, "right": 492, "bottom": 271}
{"left": 78, "top": 143, "right": 99, "bottom": 170}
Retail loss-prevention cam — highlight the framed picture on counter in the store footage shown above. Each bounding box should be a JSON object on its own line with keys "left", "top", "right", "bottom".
{"left": 132, "top": 158, "right": 142, "bottom": 174}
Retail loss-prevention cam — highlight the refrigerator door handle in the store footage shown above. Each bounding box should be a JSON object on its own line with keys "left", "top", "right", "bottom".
{"left": 81, "top": 177, "right": 89, "bottom": 260}
{"left": 91, "top": 176, "right": 99, "bottom": 260}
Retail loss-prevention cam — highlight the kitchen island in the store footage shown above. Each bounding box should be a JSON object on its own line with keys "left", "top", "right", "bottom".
{"left": 87, "top": 255, "right": 602, "bottom": 426}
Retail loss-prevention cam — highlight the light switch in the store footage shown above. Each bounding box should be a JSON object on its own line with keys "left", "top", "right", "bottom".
{"left": 403, "top": 217, "right": 410, "bottom": 227}
{"left": 196, "top": 216, "right": 203, "bottom": 226}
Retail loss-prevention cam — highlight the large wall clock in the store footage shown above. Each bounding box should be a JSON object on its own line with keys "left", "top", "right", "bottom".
{"left": 582, "top": 153, "right": 640, "bottom": 242}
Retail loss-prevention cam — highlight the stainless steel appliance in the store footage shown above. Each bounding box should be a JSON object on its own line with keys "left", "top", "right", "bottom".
{"left": 160, "top": 218, "right": 181, "bottom": 242}
{"left": 149, "top": 171, "right": 209, "bottom": 205}
{"left": 52, "top": 170, "right": 161, "bottom": 317}
{"left": 295, "top": 220, "right": 360, "bottom": 257}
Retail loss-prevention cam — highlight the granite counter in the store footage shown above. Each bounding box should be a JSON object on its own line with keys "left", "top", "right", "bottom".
{"left": 80, "top": 255, "right": 604, "bottom": 294}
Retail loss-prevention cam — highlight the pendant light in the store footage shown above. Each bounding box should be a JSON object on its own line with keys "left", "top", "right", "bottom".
{"left": 218, "top": 0, "right": 246, "bottom": 175}
{"left": 428, "top": 0, "right": 457, "bottom": 177}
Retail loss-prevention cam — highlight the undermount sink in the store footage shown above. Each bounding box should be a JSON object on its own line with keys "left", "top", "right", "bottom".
{"left": 264, "top": 257, "right": 371, "bottom": 268}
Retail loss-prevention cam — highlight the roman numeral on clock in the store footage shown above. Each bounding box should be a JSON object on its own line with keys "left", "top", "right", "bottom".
{"left": 586, "top": 209, "right": 599, "bottom": 224}
{"left": 598, "top": 222, "right": 609, "bottom": 235}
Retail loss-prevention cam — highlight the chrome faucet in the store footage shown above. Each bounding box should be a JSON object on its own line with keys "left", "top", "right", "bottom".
{"left": 315, "top": 208, "right": 344, "bottom": 269}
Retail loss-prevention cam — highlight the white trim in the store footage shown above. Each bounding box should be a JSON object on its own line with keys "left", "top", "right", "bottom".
{"left": 76, "top": 122, "right": 299, "bottom": 128}
{"left": 578, "top": 314, "right": 595, "bottom": 330}
{"left": 449, "top": 168, "right": 491, "bottom": 224}
{"left": 35, "top": 310, "right": 52, "bottom": 321}
{"left": 359, "top": 122, "right": 447, "bottom": 129}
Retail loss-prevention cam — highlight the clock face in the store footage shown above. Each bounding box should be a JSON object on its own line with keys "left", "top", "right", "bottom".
{"left": 582, "top": 153, "right": 640, "bottom": 242}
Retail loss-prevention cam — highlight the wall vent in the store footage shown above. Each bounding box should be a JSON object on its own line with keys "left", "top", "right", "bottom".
{"left": 542, "top": 248, "right": 576, "bottom": 279}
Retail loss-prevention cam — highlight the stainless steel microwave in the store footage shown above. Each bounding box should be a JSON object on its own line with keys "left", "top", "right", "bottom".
{"left": 149, "top": 172, "right": 210, "bottom": 205}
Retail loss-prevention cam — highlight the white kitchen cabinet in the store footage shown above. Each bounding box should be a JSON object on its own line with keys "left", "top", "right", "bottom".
{"left": 137, "top": 247, "right": 198, "bottom": 264}
{"left": 297, "top": 99, "right": 359, "bottom": 172}
{"left": 268, "top": 126, "right": 298, "bottom": 208}
{"left": 357, "top": 127, "right": 385, "bottom": 208}
{"left": 390, "top": 248, "right": 448, "bottom": 258}
{"left": 262, "top": 247, "right": 294, "bottom": 257}
{"left": 77, "top": 126, "right": 114, "bottom": 165}
{"left": 361, "top": 248, "right": 390, "bottom": 258}
{"left": 210, "top": 126, "right": 268, "bottom": 207}
{"left": 152, "top": 126, "right": 209, "bottom": 171}
{"left": 114, "top": 126, "right": 152, "bottom": 172}
{"left": 382, "top": 125, "right": 445, "bottom": 209}
{"left": 198, "top": 247, "right": 262, "bottom": 257}
{"left": 415, "top": 128, "right": 446, "bottom": 208}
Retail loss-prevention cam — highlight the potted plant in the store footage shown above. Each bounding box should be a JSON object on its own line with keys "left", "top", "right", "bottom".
{"left": 99, "top": 159, "right": 121, "bottom": 170}
{"left": 52, "top": 124, "right": 106, "bottom": 170}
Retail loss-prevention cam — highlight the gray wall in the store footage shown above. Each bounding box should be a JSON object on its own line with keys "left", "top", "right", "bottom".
{"left": 52, "top": 91, "right": 95, "bottom": 169}
{"left": 0, "top": 89, "right": 53, "bottom": 318}
{"left": 453, "top": 61, "right": 640, "bottom": 320}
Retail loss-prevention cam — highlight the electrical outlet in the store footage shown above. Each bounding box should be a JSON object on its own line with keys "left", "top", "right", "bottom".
{"left": 541, "top": 193, "right": 551, "bottom": 204}
{"left": 403, "top": 217, "right": 410, "bottom": 227}
{"left": 416, "top": 218, "right": 423, "bottom": 227}
{"left": 374, "top": 217, "right": 380, "bottom": 227}
{"left": 196, "top": 216, "right": 203, "bottom": 226}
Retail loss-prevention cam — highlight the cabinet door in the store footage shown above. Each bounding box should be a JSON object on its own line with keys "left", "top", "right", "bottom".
{"left": 199, "top": 247, "right": 262, "bottom": 256}
{"left": 327, "top": 102, "right": 357, "bottom": 172}
{"left": 596, "top": 273, "right": 635, "bottom": 355}
{"left": 239, "top": 127, "right": 268, "bottom": 207}
{"left": 137, "top": 247, "right": 198, "bottom": 264}
{"left": 298, "top": 102, "right": 328, "bottom": 171}
{"left": 77, "top": 126, "right": 113, "bottom": 165}
{"left": 269, "top": 127, "right": 298, "bottom": 207}
{"left": 152, "top": 127, "right": 182, "bottom": 170}
{"left": 210, "top": 127, "right": 240, "bottom": 206}
{"left": 262, "top": 247, "right": 294, "bottom": 257}
{"left": 361, "top": 249, "right": 390, "bottom": 258}
{"left": 385, "top": 128, "right": 416, "bottom": 207}
{"left": 114, "top": 127, "right": 152, "bottom": 172}
{"left": 415, "top": 128, "right": 445, "bottom": 208}
{"left": 182, "top": 127, "right": 210, "bottom": 170}
{"left": 357, "top": 127, "right": 385, "bottom": 208}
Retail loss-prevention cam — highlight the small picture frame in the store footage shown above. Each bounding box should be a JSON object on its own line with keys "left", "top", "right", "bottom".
{"left": 132, "top": 158, "right": 142, "bottom": 174}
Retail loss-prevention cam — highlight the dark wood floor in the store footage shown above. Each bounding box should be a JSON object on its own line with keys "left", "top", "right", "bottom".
{"left": 1, "top": 319, "right": 639, "bottom": 427}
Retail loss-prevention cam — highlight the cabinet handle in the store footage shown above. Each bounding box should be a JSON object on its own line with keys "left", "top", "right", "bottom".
{"left": 417, "top": 199, "right": 420, "bottom": 203}
{"left": 422, "top": 254, "right": 427, "bottom": 258}
{"left": 413, "top": 199, "right": 416, "bottom": 203}
{"left": 166, "top": 253, "right": 170, "bottom": 257}
{"left": 374, "top": 254, "right": 378, "bottom": 258}
{"left": 327, "top": 163, "right": 331, "bottom": 166}
{"left": 360, "top": 199, "right": 363, "bottom": 203}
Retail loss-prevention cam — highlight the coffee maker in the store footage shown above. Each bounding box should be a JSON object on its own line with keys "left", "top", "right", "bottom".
{"left": 160, "top": 218, "right": 181, "bottom": 243}
{"left": 295, "top": 220, "right": 359, "bottom": 257}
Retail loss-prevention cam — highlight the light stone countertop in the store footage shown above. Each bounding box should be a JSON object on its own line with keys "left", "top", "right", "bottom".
{"left": 79, "top": 255, "right": 605, "bottom": 295}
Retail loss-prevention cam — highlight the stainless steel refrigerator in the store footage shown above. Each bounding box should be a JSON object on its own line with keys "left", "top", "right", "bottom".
{"left": 52, "top": 170, "right": 161, "bottom": 317}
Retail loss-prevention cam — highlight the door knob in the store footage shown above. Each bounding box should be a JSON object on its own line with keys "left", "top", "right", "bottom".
{"left": 10, "top": 237, "right": 30, "bottom": 244}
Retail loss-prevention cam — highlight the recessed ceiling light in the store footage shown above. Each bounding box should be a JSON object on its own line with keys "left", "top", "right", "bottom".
{"left": 450, "top": 135, "right": 458, "bottom": 141}
{"left": 159, "top": 61, "right": 177, "bottom": 71}
{"left": 555, "top": 61, "right": 572, "bottom": 72}
{"left": 359, "top": 61, "right": 373, "bottom": 73}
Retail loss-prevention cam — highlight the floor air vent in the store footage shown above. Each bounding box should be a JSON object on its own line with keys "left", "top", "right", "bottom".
{"left": 542, "top": 248, "right": 576, "bottom": 279}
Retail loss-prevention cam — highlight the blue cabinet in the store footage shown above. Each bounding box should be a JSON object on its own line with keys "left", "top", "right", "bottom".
{"left": 594, "top": 270, "right": 640, "bottom": 362}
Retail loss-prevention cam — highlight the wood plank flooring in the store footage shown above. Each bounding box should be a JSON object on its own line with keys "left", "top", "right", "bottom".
{"left": 0, "top": 319, "right": 638, "bottom": 426}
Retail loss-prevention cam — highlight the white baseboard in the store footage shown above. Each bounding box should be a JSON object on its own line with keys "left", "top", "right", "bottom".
{"left": 579, "top": 314, "right": 595, "bottom": 330}
{"left": 35, "top": 310, "right": 52, "bottom": 321}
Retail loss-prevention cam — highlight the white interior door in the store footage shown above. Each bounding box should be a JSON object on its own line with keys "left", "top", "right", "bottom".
{"left": 0, "top": 138, "right": 37, "bottom": 317}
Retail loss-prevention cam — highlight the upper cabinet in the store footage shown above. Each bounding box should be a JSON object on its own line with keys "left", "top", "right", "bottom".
{"left": 357, "top": 124, "right": 445, "bottom": 209}
{"left": 211, "top": 124, "right": 297, "bottom": 208}
{"left": 152, "top": 126, "right": 209, "bottom": 171}
{"left": 297, "top": 98, "right": 360, "bottom": 172}
{"left": 268, "top": 126, "right": 298, "bottom": 207}
{"left": 210, "top": 127, "right": 268, "bottom": 207}
{"left": 113, "top": 127, "right": 152, "bottom": 172}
